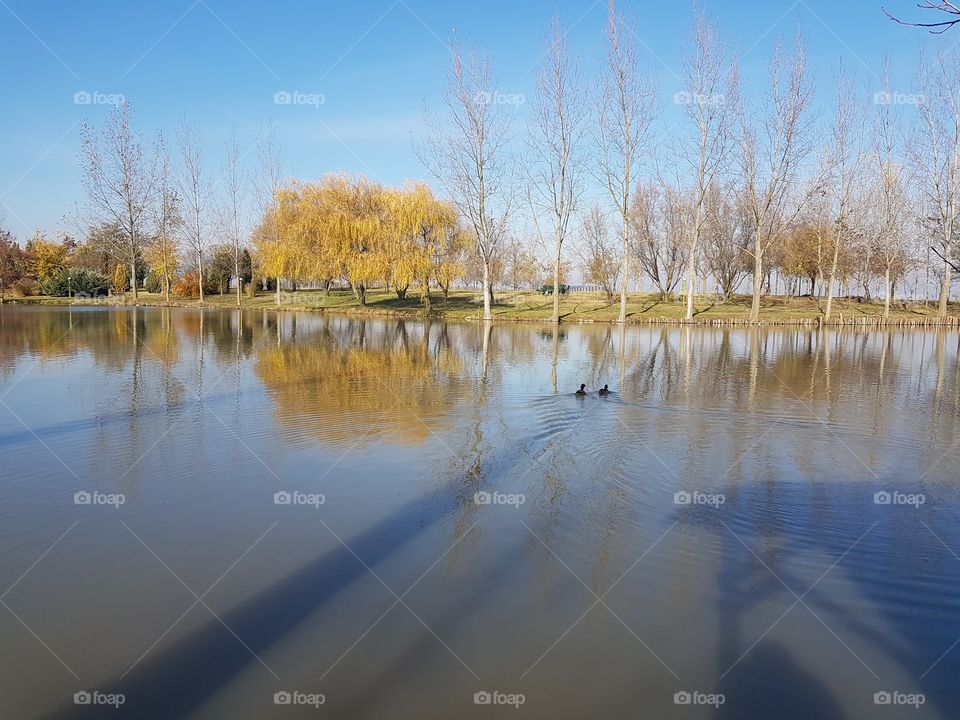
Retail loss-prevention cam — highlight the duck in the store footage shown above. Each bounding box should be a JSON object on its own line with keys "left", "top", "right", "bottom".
{"left": 575, "top": 383, "right": 587, "bottom": 396}
{"left": 598, "top": 384, "right": 610, "bottom": 396}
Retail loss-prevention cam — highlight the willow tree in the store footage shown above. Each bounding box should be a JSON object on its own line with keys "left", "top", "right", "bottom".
{"left": 387, "top": 183, "right": 458, "bottom": 310}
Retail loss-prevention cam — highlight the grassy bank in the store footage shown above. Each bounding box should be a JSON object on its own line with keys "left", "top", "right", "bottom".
{"left": 6, "top": 288, "right": 960, "bottom": 326}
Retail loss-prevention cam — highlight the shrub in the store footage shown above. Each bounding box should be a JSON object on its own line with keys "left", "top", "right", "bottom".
{"left": 113, "top": 264, "right": 129, "bottom": 293}
{"left": 144, "top": 270, "right": 163, "bottom": 294}
{"left": 40, "top": 268, "right": 111, "bottom": 297}
{"left": 172, "top": 271, "right": 216, "bottom": 298}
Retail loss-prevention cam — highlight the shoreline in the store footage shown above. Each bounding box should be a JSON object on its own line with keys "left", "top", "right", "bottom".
{"left": 4, "top": 292, "right": 960, "bottom": 328}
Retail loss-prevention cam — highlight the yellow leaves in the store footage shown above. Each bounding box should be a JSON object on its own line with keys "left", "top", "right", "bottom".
{"left": 252, "top": 174, "right": 462, "bottom": 294}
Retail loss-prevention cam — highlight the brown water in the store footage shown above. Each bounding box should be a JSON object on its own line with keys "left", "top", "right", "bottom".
{"left": 0, "top": 306, "right": 958, "bottom": 719}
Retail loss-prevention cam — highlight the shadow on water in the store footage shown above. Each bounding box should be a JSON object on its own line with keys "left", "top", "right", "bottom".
{"left": 42, "top": 496, "right": 447, "bottom": 720}
{"left": 716, "top": 641, "right": 846, "bottom": 719}
{"left": 694, "top": 480, "right": 960, "bottom": 720}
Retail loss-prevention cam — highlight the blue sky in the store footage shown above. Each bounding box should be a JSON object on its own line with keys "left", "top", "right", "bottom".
{"left": 0, "top": 0, "right": 943, "bottom": 239}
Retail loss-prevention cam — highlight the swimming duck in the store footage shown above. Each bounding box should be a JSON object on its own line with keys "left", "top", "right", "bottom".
{"left": 575, "top": 383, "right": 587, "bottom": 396}
{"left": 598, "top": 384, "right": 609, "bottom": 396}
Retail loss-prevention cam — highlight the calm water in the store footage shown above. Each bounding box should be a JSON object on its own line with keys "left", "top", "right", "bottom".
{"left": 1, "top": 306, "right": 959, "bottom": 719}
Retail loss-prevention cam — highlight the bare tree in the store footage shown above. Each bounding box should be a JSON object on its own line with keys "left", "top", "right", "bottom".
{"left": 913, "top": 47, "right": 960, "bottom": 317}
{"left": 885, "top": 1, "right": 960, "bottom": 33}
{"left": 739, "top": 33, "right": 816, "bottom": 322}
{"left": 254, "top": 125, "right": 284, "bottom": 303}
{"left": 151, "top": 132, "right": 180, "bottom": 303}
{"left": 420, "top": 42, "right": 514, "bottom": 322}
{"left": 177, "top": 121, "right": 211, "bottom": 303}
{"left": 703, "top": 183, "right": 751, "bottom": 299}
{"left": 597, "top": 0, "right": 658, "bottom": 322}
{"left": 80, "top": 101, "right": 154, "bottom": 299}
{"left": 824, "top": 65, "right": 867, "bottom": 322}
{"left": 870, "top": 61, "right": 913, "bottom": 317}
{"left": 221, "top": 126, "right": 247, "bottom": 307}
{"left": 578, "top": 204, "right": 621, "bottom": 300}
{"left": 631, "top": 182, "right": 687, "bottom": 300}
{"left": 675, "top": 10, "right": 737, "bottom": 319}
{"left": 527, "top": 15, "right": 588, "bottom": 323}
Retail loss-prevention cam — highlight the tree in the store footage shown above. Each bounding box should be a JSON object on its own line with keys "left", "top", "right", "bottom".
{"left": 578, "top": 205, "right": 621, "bottom": 300}
{"left": 254, "top": 126, "right": 285, "bottom": 303}
{"left": 221, "top": 126, "right": 247, "bottom": 306}
{"left": 913, "top": 47, "right": 960, "bottom": 317}
{"left": 702, "top": 184, "right": 751, "bottom": 299}
{"left": 387, "top": 182, "right": 458, "bottom": 310}
{"left": 177, "top": 121, "right": 211, "bottom": 303}
{"left": 739, "top": 33, "right": 816, "bottom": 321}
{"left": 631, "top": 183, "right": 687, "bottom": 299}
{"left": 871, "top": 61, "right": 913, "bottom": 317}
{"left": 150, "top": 132, "right": 180, "bottom": 302}
{"left": 675, "top": 10, "right": 737, "bottom": 320}
{"left": 26, "top": 231, "right": 70, "bottom": 285}
{"left": 0, "top": 229, "right": 25, "bottom": 301}
{"left": 80, "top": 101, "right": 155, "bottom": 300}
{"left": 527, "top": 14, "right": 587, "bottom": 323}
{"left": 420, "top": 42, "right": 514, "bottom": 321}
{"left": 597, "top": 0, "right": 658, "bottom": 322}
{"left": 208, "top": 245, "right": 235, "bottom": 294}
{"left": 824, "top": 66, "right": 867, "bottom": 322}
{"left": 113, "top": 263, "right": 129, "bottom": 293}
{"left": 885, "top": 2, "right": 960, "bottom": 33}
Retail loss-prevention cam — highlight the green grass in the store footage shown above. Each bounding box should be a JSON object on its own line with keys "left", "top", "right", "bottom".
{"left": 7, "top": 288, "right": 959, "bottom": 325}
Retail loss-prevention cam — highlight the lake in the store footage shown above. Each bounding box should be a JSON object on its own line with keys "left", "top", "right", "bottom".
{"left": 0, "top": 306, "right": 958, "bottom": 719}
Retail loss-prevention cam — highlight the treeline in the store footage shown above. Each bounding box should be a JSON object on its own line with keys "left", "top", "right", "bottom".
{"left": 3, "top": 2, "right": 959, "bottom": 323}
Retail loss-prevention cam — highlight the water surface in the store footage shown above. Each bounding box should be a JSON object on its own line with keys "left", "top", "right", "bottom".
{"left": 0, "top": 306, "right": 958, "bottom": 719}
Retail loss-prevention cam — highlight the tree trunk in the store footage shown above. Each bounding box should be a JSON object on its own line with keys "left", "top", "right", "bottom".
{"left": 939, "top": 257, "right": 952, "bottom": 317}
{"left": 276, "top": 278, "right": 281, "bottom": 306}
{"left": 197, "top": 254, "right": 204, "bottom": 304}
{"left": 685, "top": 252, "right": 695, "bottom": 321}
{"left": 422, "top": 278, "right": 431, "bottom": 312}
{"left": 130, "top": 261, "right": 138, "bottom": 301}
{"left": 482, "top": 260, "right": 492, "bottom": 321}
{"left": 235, "top": 252, "right": 242, "bottom": 307}
{"left": 618, "top": 233, "right": 628, "bottom": 323}
{"left": 552, "top": 243, "right": 561, "bottom": 324}
{"left": 883, "top": 266, "right": 892, "bottom": 319}
{"left": 749, "top": 245, "right": 763, "bottom": 322}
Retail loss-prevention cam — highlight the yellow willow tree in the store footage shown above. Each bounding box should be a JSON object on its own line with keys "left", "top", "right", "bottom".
{"left": 253, "top": 185, "right": 307, "bottom": 305}
{"left": 322, "top": 174, "right": 390, "bottom": 306}
{"left": 386, "top": 183, "right": 458, "bottom": 310}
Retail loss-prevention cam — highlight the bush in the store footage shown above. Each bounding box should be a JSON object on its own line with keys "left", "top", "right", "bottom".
{"left": 9, "top": 279, "right": 38, "bottom": 297}
{"left": 40, "top": 268, "right": 111, "bottom": 297}
{"left": 144, "top": 270, "right": 163, "bottom": 294}
{"left": 172, "top": 271, "right": 216, "bottom": 298}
